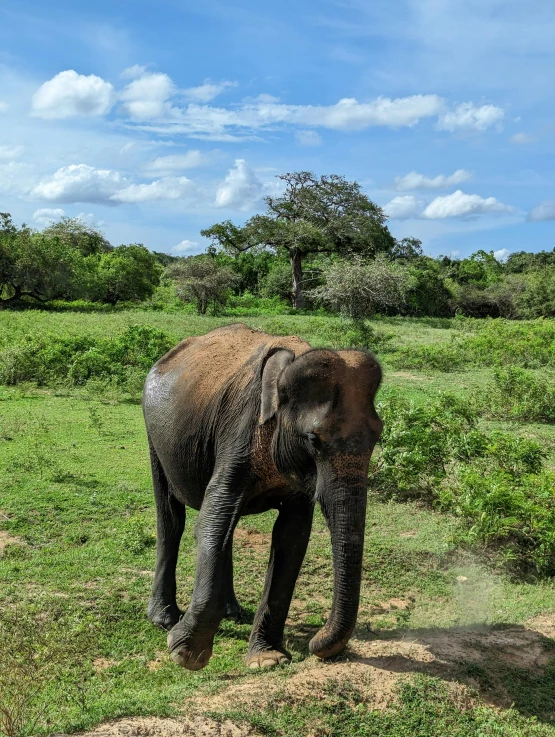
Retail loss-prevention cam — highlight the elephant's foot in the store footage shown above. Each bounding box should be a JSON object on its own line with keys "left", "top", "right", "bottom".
{"left": 245, "top": 646, "right": 291, "bottom": 669}
{"left": 167, "top": 616, "right": 216, "bottom": 671}
{"left": 147, "top": 598, "right": 182, "bottom": 631}
{"left": 223, "top": 596, "right": 243, "bottom": 623}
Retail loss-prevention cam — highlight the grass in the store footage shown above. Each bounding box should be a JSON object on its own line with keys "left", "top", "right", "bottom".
{"left": 2, "top": 310, "right": 555, "bottom": 735}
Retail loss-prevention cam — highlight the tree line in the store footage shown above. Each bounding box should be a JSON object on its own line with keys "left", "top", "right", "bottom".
{"left": 1, "top": 170, "right": 555, "bottom": 318}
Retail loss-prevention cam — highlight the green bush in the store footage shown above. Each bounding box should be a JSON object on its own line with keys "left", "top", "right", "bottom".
{"left": 372, "top": 392, "right": 554, "bottom": 573}
{"left": 389, "top": 341, "right": 466, "bottom": 372}
{"left": 484, "top": 366, "right": 555, "bottom": 423}
{"left": 0, "top": 325, "right": 174, "bottom": 390}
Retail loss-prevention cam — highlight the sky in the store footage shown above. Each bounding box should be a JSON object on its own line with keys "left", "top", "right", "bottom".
{"left": 0, "top": 0, "right": 554, "bottom": 259}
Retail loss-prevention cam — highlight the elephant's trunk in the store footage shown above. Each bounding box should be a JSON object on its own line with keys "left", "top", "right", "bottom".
{"left": 309, "top": 459, "right": 368, "bottom": 659}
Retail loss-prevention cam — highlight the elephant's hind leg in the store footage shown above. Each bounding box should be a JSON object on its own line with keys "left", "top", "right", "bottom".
{"left": 246, "top": 496, "right": 314, "bottom": 669}
{"left": 223, "top": 545, "right": 242, "bottom": 622}
{"left": 146, "top": 439, "right": 185, "bottom": 631}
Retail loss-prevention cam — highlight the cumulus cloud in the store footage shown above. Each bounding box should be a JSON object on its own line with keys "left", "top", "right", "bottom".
{"left": 295, "top": 130, "right": 323, "bottom": 146}
{"left": 422, "top": 190, "right": 514, "bottom": 219}
{"left": 144, "top": 151, "right": 206, "bottom": 174}
{"left": 31, "top": 70, "right": 116, "bottom": 119}
{"left": 120, "top": 65, "right": 148, "bottom": 80}
{"left": 111, "top": 176, "right": 197, "bottom": 204}
{"left": 438, "top": 102, "right": 504, "bottom": 132}
{"left": 510, "top": 132, "right": 535, "bottom": 144}
{"left": 394, "top": 169, "right": 472, "bottom": 191}
{"left": 215, "top": 159, "right": 265, "bottom": 209}
{"left": 33, "top": 208, "right": 65, "bottom": 225}
{"left": 183, "top": 80, "right": 237, "bottom": 103}
{"left": 383, "top": 195, "right": 425, "bottom": 220}
{"left": 31, "top": 164, "right": 127, "bottom": 203}
{"left": 494, "top": 248, "right": 510, "bottom": 262}
{"left": 527, "top": 201, "right": 555, "bottom": 221}
{"left": 171, "top": 239, "right": 201, "bottom": 254}
{"left": 120, "top": 72, "right": 176, "bottom": 121}
{"left": 0, "top": 145, "right": 24, "bottom": 160}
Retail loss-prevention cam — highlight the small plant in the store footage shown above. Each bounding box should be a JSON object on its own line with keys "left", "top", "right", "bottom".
{"left": 484, "top": 365, "right": 555, "bottom": 423}
{"left": 0, "top": 607, "right": 93, "bottom": 737}
{"left": 122, "top": 518, "right": 156, "bottom": 555}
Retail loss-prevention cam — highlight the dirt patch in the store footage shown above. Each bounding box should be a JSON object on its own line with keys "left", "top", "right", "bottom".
{"left": 233, "top": 528, "right": 271, "bottom": 552}
{"left": 389, "top": 371, "right": 429, "bottom": 381}
{"left": 192, "top": 624, "right": 555, "bottom": 718}
{"left": 0, "top": 529, "right": 22, "bottom": 553}
{"left": 79, "top": 717, "right": 257, "bottom": 737}
{"left": 526, "top": 612, "right": 555, "bottom": 639}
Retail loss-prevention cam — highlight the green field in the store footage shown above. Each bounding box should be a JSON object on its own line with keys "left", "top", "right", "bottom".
{"left": 2, "top": 311, "right": 555, "bottom": 736}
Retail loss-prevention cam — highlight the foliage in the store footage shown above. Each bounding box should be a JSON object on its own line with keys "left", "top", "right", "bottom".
{"left": 308, "top": 254, "right": 413, "bottom": 320}
{"left": 372, "top": 391, "right": 555, "bottom": 573}
{"left": 42, "top": 216, "right": 112, "bottom": 256}
{"left": 0, "top": 325, "right": 174, "bottom": 390}
{"left": 0, "top": 607, "right": 92, "bottom": 737}
{"left": 97, "top": 245, "right": 162, "bottom": 304}
{"left": 485, "top": 366, "right": 555, "bottom": 422}
{"left": 167, "top": 255, "right": 240, "bottom": 314}
{"left": 202, "top": 171, "right": 396, "bottom": 308}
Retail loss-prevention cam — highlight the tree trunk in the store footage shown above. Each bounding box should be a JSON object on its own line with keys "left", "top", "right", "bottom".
{"left": 290, "top": 249, "right": 304, "bottom": 309}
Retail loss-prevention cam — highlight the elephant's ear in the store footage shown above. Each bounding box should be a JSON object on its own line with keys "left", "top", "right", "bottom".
{"left": 259, "top": 349, "right": 294, "bottom": 425}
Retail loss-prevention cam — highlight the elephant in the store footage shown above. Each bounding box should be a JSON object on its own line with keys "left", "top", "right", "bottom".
{"left": 142, "top": 323, "right": 382, "bottom": 671}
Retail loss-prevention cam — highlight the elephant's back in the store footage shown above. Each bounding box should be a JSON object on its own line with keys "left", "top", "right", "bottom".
{"left": 150, "top": 324, "right": 308, "bottom": 404}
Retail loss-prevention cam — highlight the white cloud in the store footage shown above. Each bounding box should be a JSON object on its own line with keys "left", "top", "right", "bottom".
{"left": 171, "top": 239, "right": 201, "bottom": 254}
{"left": 31, "top": 164, "right": 127, "bottom": 203}
{"left": 295, "top": 130, "right": 323, "bottom": 146}
{"left": 111, "top": 176, "right": 196, "bottom": 204}
{"left": 120, "top": 72, "right": 176, "bottom": 121}
{"left": 0, "top": 101, "right": 8, "bottom": 113}
{"left": 144, "top": 151, "right": 206, "bottom": 174}
{"left": 183, "top": 80, "right": 237, "bottom": 103}
{"left": 215, "top": 159, "right": 265, "bottom": 209}
{"left": 124, "top": 93, "right": 446, "bottom": 137}
{"left": 0, "top": 161, "right": 34, "bottom": 195}
{"left": 33, "top": 208, "right": 65, "bottom": 225}
{"left": 394, "top": 168, "right": 472, "bottom": 191}
{"left": 0, "top": 145, "right": 24, "bottom": 160}
{"left": 527, "top": 201, "right": 555, "bottom": 221}
{"left": 383, "top": 195, "right": 425, "bottom": 219}
{"left": 121, "top": 65, "right": 148, "bottom": 80}
{"left": 31, "top": 70, "right": 116, "bottom": 119}
{"left": 438, "top": 103, "right": 504, "bottom": 132}
{"left": 510, "top": 132, "right": 535, "bottom": 144}
{"left": 423, "top": 190, "right": 514, "bottom": 219}
{"left": 494, "top": 248, "right": 510, "bottom": 262}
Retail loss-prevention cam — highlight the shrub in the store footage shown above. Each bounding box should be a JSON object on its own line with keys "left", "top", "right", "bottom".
{"left": 0, "top": 325, "right": 174, "bottom": 390}
{"left": 372, "top": 391, "right": 553, "bottom": 573}
{"left": 484, "top": 366, "right": 555, "bottom": 423}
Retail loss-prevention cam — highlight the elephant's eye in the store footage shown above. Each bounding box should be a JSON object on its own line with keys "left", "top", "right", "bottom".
{"left": 306, "top": 432, "right": 322, "bottom": 453}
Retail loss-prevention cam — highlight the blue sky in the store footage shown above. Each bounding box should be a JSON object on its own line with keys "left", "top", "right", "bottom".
{"left": 1, "top": 0, "right": 554, "bottom": 258}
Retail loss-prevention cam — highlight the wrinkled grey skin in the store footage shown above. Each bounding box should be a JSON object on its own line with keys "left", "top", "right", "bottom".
{"left": 142, "top": 324, "right": 382, "bottom": 670}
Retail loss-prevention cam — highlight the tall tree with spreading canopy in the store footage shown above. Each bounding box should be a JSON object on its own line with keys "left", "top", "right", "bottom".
{"left": 202, "top": 171, "right": 396, "bottom": 308}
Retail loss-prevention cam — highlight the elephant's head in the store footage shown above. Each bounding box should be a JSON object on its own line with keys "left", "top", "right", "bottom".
{"left": 260, "top": 347, "right": 382, "bottom": 659}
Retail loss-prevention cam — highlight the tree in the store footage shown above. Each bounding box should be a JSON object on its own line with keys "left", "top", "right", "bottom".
{"left": 42, "top": 216, "right": 112, "bottom": 256}
{"left": 98, "top": 245, "right": 161, "bottom": 304}
{"left": 390, "top": 237, "right": 423, "bottom": 261}
{"left": 167, "top": 256, "right": 240, "bottom": 314}
{"left": 308, "top": 255, "right": 413, "bottom": 320}
{"left": 202, "top": 171, "right": 396, "bottom": 309}
{"left": 0, "top": 215, "right": 86, "bottom": 304}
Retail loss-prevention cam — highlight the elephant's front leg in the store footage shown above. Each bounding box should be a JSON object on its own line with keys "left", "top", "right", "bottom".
{"left": 167, "top": 478, "right": 239, "bottom": 671}
{"left": 246, "top": 495, "right": 314, "bottom": 669}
